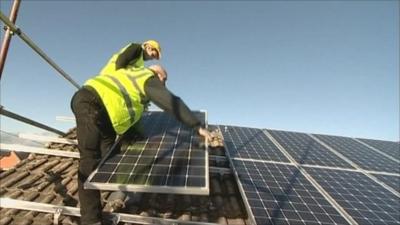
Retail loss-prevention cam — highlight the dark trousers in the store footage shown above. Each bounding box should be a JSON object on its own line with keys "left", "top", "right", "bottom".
{"left": 71, "top": 87, "right": 116, "bottom": 225}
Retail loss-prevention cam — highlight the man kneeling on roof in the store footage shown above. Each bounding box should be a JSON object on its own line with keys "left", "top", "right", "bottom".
{"left": 71, "top": 40, "right": 212, "bottom": 225}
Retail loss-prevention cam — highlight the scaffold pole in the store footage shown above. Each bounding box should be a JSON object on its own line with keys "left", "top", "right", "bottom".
{"left": 0, "top": 10, "right": 80, "bottom": 89}
{"left": 0, "top": 0, "right": 21, "bottom": 79}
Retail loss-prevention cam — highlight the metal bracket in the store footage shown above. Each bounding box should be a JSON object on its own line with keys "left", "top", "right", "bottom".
{"left": 0, "top": 143, "right": 80, "bottom": 158}
{"left": 53, "top": 208, "right": 62, "bottom": 225}
{"left": 5, "top": 27, "right": 20, "bottom": 36}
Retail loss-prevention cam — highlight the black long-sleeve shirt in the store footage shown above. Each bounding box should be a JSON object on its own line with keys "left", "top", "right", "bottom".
{"left": 113, "top": 43, "right": 202, "bottom": 130}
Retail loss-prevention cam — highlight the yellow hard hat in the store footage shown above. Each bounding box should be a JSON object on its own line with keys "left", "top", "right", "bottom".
{"left": 143, "top": 40, "right": 162, "bottom": 59}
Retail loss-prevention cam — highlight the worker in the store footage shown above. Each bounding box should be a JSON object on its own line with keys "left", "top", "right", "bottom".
{"left": 70, "top": 40, "right": 212, "bottom": 225}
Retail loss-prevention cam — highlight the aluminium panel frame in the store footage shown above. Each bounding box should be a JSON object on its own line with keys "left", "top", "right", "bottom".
{"left": 218, "top": 125, "right": 257, "bottom": 225}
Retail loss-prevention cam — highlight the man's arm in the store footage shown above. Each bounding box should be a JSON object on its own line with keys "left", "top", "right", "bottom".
{"left": 100, "top": 43, "right": 143, "bottom": 75}
{"left": 114, "top": 43, "right": 142, "bottom": 70}
{"left": 144, "top": 76, "right": 203, "bottom": 130}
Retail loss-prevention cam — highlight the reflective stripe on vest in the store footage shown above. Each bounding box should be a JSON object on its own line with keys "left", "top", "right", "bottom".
{"left": 84, "top": 69, "right": 154, "bottom": 134}
{"left": 104, "top": 75, "right": 136, "bottom": 124}
{"left": 126, "top": 72, "right": 151, "bottom": 96}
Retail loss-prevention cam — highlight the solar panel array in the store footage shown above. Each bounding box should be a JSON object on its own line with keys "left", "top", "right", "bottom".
{"left": 82, "top": 112, "right": 399, "bottom": 223}
{"left": 86, "top": 111, "right": 209, "bottom": 195}
{"left": 220, "top": 126, "right": 400, "bottom": 225}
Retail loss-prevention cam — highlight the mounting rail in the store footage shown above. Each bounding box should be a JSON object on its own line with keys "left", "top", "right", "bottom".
{"left": 0, "top": 198, "right": 220, "bottom": 225}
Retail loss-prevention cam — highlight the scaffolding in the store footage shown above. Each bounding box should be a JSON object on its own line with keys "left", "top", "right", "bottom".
{"left": 0, "top": 0, "right": 79, "bottom": 135}
{"left": 0, "top": 1, "right": 82, "bottom": 223}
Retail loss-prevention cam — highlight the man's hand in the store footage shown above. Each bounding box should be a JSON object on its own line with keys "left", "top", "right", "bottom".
{"left": 198, "top": 127, "right": 212, "bottom": 143}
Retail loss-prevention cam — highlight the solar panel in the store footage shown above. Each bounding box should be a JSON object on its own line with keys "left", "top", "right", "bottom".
{"left": 305, "top": 167, "right": 400, "bottom": 225}
{"left": 267, "top": 130, "right": 354, "bottom": 168}
{"left": 357, "top": 138, "right": 400, "bottom": 161}
{"left": 219, "top": 126, "right": 290, "bottom": 162}
{"left": 314, "top": 134, "right": 399, "bottom": 173}
{"left": 85, "top": 111, "right": 209, "bottom": 195}
{"left": 232, "top": 160, "right": 351, "bottom": 225}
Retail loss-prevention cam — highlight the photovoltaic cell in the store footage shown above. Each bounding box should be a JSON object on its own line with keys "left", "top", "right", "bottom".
{"left": 267, "top": 130, "right": 354, "bottom": 168}
{"left": 85, "top": 111, "right": 209, "bottom": 195}
{"left": 357, "top": 138, "right": 400, "bottom": 161}
{"left": 233, "top": 160, "right": 350, "bottom": 225}
{"left": 314, "top": 134, "right": 399, "bottom": 173}
{"left": 220, "top": 125, "right": 289, "bottom": 162}
{"left": 306, "top": 167, "right": 400, "bottom": 225}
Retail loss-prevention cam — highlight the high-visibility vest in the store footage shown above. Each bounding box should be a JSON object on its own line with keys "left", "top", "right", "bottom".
{"left": 85, "top": 48, "right": 154, "bottom": 134}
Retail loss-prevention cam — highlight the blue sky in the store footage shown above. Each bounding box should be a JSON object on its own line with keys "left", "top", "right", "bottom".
{"left": 0, "top": 1, "right": 398, "bottom": 141}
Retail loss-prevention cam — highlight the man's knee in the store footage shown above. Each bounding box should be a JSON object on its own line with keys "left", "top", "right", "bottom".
{"left": 78, "top": 158, "right": 100, "bottom": 179}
